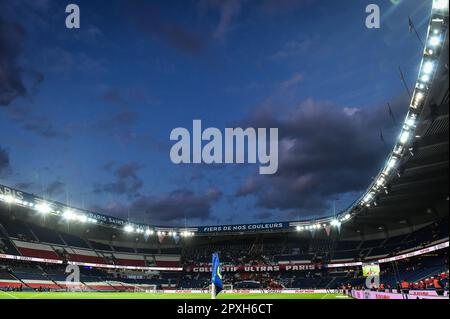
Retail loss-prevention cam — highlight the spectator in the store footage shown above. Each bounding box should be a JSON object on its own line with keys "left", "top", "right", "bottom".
{"left": 433, "top": 276, "right": 444, "bottom": 296}
{"left": 401, "top": 280, "right": 410, "bottom": 294}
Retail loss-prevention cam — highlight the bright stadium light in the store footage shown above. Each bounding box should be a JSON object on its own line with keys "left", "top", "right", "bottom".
{"left": 400, "top": 130, "right": 410, "bottom": 144}
{"left": 4, "top": 195, "right": 15, "bottom": 204}
{"left": 145, "top": 229, "right": 153, "bottom": 235}
{"left": 342, "top": 213, "right": 351, "bottom": 221}
{"left": 387, "top": 157, "right": 397, "bottom": 169}
{"left": 406, "top": 116, "right": 416, "bottom": 128}
{"left": 330, "top": 219, "right": 341, "bottom": 227}
{"left": 412, "top": 91, "right": 424, "bottom": 108}
{"left": 416, "top": 83, "right": 426, "bottom": 90}
{"left": 124, "top": 225, "right": 134, "bottom": 233}
{"left": 78, "top": 215, "right": 88, "bottom": 223}
{"left": 422, "top": 61, "right": 434, "bottom": 74}
{"left": 433, "top": 0, "right": 449, "bottom": 10}
{"left": 429, "top": 36, "right": 441, "bottom": 47}
{"left": 363, "top": 193, "right": 373, "bottom": 203}
{"left": 63, "top": 210, "right": 76, "bottom": 220}
{"left": 421, "top": 74, "right": 430, "bottom": 82}
{"left": 376, "top": 177, "right": 385, "bottom": 187}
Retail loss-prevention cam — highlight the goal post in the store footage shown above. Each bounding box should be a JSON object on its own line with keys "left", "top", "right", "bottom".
{"left": 208, "top": 284, "right": 232, "bottom": 294}
{"left": 223, "top": 284, "right": 233, "bottom": 292}
{"left": 134, "top": 284, "right": 158, "bottom": 293}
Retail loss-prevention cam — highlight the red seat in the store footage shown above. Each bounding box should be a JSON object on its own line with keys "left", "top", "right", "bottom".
{"left": 115, "top": 259, "right": 146, "bottom": 267}
{"left": 18, "top": 248, "right": 61, "bottom": 260}
{"left": 68, "top": 254, "right": 106, "bottom": 264}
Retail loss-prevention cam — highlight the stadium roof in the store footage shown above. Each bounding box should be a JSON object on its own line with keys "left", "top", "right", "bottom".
{"left": 341, "top": 18, "right": 449, "bottom": 237}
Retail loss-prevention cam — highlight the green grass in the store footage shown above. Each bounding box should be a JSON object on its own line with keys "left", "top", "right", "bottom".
{"left": 0, "top": 291, "right": 351, "bottom": 300}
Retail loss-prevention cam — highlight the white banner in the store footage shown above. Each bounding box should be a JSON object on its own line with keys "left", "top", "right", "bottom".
{"left": 67, "top": 261, "right": 182, "bottom": 271}
{"left": 378, "top": 242, "right": 449, "bottom": 263}
{"left": 0, "top": 253, "right": 63, "bottom": 264}
{"left": 351, "top": 290, "right": 448, "bottom": 300}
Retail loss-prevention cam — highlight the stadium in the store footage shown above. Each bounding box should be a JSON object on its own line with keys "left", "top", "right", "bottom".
{"left": 0, "top": 0, "right": 449, "bottom": 302}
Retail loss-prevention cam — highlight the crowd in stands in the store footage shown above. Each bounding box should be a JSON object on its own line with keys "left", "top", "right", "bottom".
{"left": 0, "top": 212, "right": 448, "bottom": 293}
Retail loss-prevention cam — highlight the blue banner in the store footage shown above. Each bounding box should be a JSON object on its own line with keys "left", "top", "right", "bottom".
{"left": 200, "top": 222, "right": 288, "bottom": 233}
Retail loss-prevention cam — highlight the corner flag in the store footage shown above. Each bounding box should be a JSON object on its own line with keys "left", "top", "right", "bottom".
{"left": 211, "top": 253, "right": 223, "bottom": 298}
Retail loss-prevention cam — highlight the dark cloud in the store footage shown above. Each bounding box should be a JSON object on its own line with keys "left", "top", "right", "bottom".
{"left": 253, "top": 211, "right": 273, "bottom": 220}
{"left": 197, "top": 0, "right": 244, "bottom": 42}
{"left": 6, "top": 106, "right": 66, "bottom": 139}
{"left": 14, "top": 182, "right": 35, "bottom": 190}
{"left": 257, "top": 0, "right": 316, "bottom": 15}
{"left": 0, "top": 17, "right": 27, "bottom": 106}
{"left": 127, "top": 2, "right": 207, "bottom": 55}
{"left": 0, "top": 147, "right": 10, "bottom": 175}
{"left": 0, "top": 17, "right": 43, "bottom": 107}
{"left": 100, "top": 89, "right": 129, "bottom": 108}
{"left": 235, "top": 97, "right": 406, "bottom": 216}
{"left": 44, "top": 181, "right": 65, "bottom": 197}
{"left": 94, "top": 162, "right": 145, "bottom": 198}
{"left": 93, "top": 187, "right": 222, "bottom": 224}
{"left": 0, "top": 17, "right": 51, "bottom": 138}
{"left": 98, "top": 111, "right": 139, "bottom": 130}
{"left": 22, "top": 116, "right": 64, "bottom": 138}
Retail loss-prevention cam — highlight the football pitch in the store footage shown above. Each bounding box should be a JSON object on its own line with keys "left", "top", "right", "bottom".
{"left": 0, "top": 291, "right": 351, "bottom": 300}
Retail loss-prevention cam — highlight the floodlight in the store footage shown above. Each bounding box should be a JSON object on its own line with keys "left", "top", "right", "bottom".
{"left": 330, "top": 219, "right": 341, "bottom": 227}
{"left": 429, "top": 36, "right": 441, "bottom": 47}
{"left": 433, "top": 0, "right": 449, "bottom": 11}
{"left": 376, "top": 177, "right": 385, "bottom": 187}
{"left": 3, "top": 195, "right": 14, "bottom": 204}
{"left": 400, "top": 131, "right": 410, "bottom": 144}
{"left": 387, "top": 157, "right": 397, "bottom": 169}
{"left": 421, "top": 74, "right": 430, "bottom": 82}
{"left": 79, "top": 215, "right": 88, "bottom": 223}
{"left": 422, "top": 61, "right": 434, "bottom": 74}
{"left": 406, "top": 116, "right": 416, "bottom": 128}
{"left": 63, "top": 210, "right": 75, "bottom": 220}
{"left": 364, "top": 193, "right": 373, "bottom": 203}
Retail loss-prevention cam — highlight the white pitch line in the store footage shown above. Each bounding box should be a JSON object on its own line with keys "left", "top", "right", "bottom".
{"left": 0, "top": 290, "right": 19, "bottom": 299}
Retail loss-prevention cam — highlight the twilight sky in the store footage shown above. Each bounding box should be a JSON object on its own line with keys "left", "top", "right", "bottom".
{"left": 0, "top": 0, "right": 432, "bottom": 226}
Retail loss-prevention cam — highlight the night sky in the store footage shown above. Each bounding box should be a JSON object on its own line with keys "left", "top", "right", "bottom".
{"left": 0, "top": 0, "right": 432, "bottom": 226}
